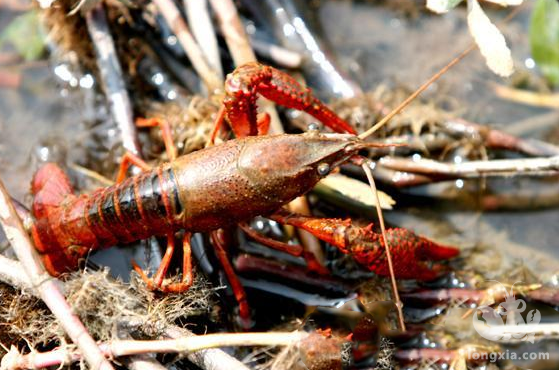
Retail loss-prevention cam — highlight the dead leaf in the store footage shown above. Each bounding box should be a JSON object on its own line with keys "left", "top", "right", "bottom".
{"left": 467, "top": 0, "right": 514, "bottom": 77}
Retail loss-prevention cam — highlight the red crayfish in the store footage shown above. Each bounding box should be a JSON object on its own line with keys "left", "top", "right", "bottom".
{"left": 30, "top": 62, "right": 459, "bottom": 322}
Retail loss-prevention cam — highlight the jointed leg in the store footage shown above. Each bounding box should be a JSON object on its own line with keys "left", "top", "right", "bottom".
{"left": 136, "top": 117, "right": 178, "bottom": 160}
{"left": 116, "top": 152, "right": 151, "bottom": 183}
{"left": 239, "top": 223, "right": 303, "bottom": 257}
{"left": 211, "top": 229, "right": 251, "bottom": 328}
{"left": 123, "top": 121, "right": 192, "bottom": 292}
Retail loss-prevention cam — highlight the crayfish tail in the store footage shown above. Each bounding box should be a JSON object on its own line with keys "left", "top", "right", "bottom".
{"left": 31, "top": 163, "right": 74, "bottom": 209}
{"left": 31, "top": 163, "right": 91, "bottom": 276}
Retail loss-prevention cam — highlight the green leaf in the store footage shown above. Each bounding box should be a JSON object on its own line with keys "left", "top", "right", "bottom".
{"left": 0, "top": 10, "right": 46, "bottom": 61}
{"left": 530, "top": 0, "right": 559, "bottom": 86}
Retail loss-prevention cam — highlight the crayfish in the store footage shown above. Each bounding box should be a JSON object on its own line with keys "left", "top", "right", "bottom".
{"left": 30, "top": 62, "right": 458, "bottom": 324}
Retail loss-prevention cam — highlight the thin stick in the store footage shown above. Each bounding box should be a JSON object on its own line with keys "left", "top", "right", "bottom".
{"left": 0, "top": 254, "right": 30, "bottom": 290}
{"left": 125, "top": 355, "right": 167, "bottom": 370}
{"left": 69, "top": 164, "right": 114, "bottom": 187}
{"left": 207, "top": 0, "right": 256, "bottom": 66}
{"left": 492, "top": 83, "right": 559, "bottom": 108}
{"left": 164, "top": 326, "right": 251, "bottom": 370}
{"left": 359, "top": 44, "right": 476, "bottom": 140}
{"left": 0, "top": 177, "right": 114, "bottom": 370}
{"left": 379, "top": 155, "right": 559, "bottom": 178}
{"left": 85, "top": 3, "right": 142, "bottom": 157}
{"left": 4, "top": 332, "right": 308, "bottom": 369}
{"left": 249, "top": 39, "right": 303, "bottom": 68}
{"left": 153, "top": 0, "right": 222, "bottom": 92}
{"left": 208, "top": 0, "right": 283, "bottom": 134}
{"left": 184, "top": 0, "right": 223, "bottom": 78}
{"left": 362, "top": 163, "right": 406, "bottom": 332}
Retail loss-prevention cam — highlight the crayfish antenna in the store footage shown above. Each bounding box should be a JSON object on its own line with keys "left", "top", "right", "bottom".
{"left": 358, "top": 45, "right": 474, "bottom": 142}
{"left": 360, "top": 159, "right": 406, "bottom": 332}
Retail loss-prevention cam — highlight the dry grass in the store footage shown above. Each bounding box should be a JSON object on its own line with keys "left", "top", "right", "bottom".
{"left": 0, "top": 268, "right": 216, "bottom": 353}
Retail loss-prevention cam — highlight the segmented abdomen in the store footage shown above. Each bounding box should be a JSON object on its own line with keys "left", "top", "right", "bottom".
{"left": 84, "top": 164, "right": 183, "bottom": 247}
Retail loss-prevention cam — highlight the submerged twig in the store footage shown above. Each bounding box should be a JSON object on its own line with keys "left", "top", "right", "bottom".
{"left": 0, "top": 263, "right": 250, "bottom": 370}
{"left": 85, "top": 3, "right": 141, "bottom": 156}
{"left": 208, "top": 0, "right": 255, "bottom": 66}
{"left": 249, "top": 38, "right": 303, "bottom": 68}
{"left": 0, "top": 177, "right": 113, "bottom": 370}
{"left": 493, "top": 83, "right": 559, "bottom": 109}
{"left": 164, "top": 326, "right": 251, "bottom": 370}
{"left": 125, "top": 355, "right": 167, "bottom": 370}
{"left": 443, "top": 119, "right": 559, "bottom": 157}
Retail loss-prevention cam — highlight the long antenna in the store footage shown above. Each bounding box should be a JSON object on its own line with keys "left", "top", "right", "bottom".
{"left": 359, "top": 44, "right": 476, "bottom": 141}
{"left": 362, "top": 162, "right": 406, "bottom": 331}
{"left": 358, "top": 2, "right": 525, "bottom": 141}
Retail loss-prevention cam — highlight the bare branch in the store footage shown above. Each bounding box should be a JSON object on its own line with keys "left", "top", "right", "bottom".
{"left": 0, "top": 177, "right": 113, "bottom": 370}
{"left": 379, "top": 155, "right": 559, "bottom": 178}
{"left": 85, "top": 3, "right": 142, "bottom": 156}
{"left": 4, "top": 332, "right": 307, "bottom": 369}
{"left": 184, "top": 0, "right": 223, "bottom": 78}
{"left": 153, "top": 0, "right": 222, "bottom": 92}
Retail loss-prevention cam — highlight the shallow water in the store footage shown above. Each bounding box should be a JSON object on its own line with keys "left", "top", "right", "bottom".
{"left": 1, "top": 1, "right": 558, "bottom": 368}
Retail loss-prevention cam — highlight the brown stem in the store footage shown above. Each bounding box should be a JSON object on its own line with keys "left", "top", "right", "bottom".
{"left": 153, "top": 0, "right": 222, "bottom": 92}
{"left": 379, "top": 155, "right": 559, "bottom": 178}
{"left": 208, "top": 0, "right": 283, "bottom": 134}
{"left": 0, "top": 178, "right": 113, "bottom": 370}
{"left": 85, "top": 3, "right": 142, "bottom": 157}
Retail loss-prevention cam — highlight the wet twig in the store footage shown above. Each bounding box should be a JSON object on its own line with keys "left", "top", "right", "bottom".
{"left": 249, "top": 38, "right": 303, "bottom": 68}
{"left": 0, "top": 177, "right": 113, "bottom": 370}
{"left": 493, "top": 83, "right": 559, "bottom": 109}
{"left": 153, "top": 0, "right": 222, "bottom": 92}
{"left": 208, "top": 0, "right": 256, "bottom": 66}
{"left": 379, "top": 155, "right": 559, "bottom": 179}
{"left": 443, "top": 119, "right": 559, "bottom": 157}
{"left": 0, "top": 255, "right": 30, "bottom": 290}
{"left": 85, "top": 3, "right": 141, "bottom": 156}
{"left": 4, "top": 332, "right": 308, "bottom": 369}
{"left": 164, "top": 326, "right": 251, "bottom": 370}
{"left": 125, "top": 355, "right": 167, "bottom": 370}
{"left": 184, "top": 0, "right": 223, "bottom": 78}
{"left": 208, "top": 0, "right": 283, "bottom": 134}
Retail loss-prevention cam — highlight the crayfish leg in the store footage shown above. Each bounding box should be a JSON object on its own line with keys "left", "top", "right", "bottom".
{"left": 115, "top": 152, "right": 151, "bottom": 183}
{"left": 211, "top": 229, "right": 252, "bottom": 329}
{"left": 136, "top": 117, "right": 178, "bottom": 161}
{"left": 132, "top": 233, "right": 193, "bottom": 293}
{"left": 239, "top": 222, "right": 303, "bottom": 257}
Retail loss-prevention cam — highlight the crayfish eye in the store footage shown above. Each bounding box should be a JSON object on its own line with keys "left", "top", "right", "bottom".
{"left": 317, "top": 162, "right": 330, "bottom": 176}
